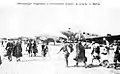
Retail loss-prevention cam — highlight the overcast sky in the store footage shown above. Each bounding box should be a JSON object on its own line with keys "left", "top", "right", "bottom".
{"left": 0, "top": 0, "right": 120, "bottom": 38}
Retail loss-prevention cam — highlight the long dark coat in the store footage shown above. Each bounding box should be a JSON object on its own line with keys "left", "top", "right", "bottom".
{"left": 5, "top": 42, "right": 14, "bottom": 56}
{"left": 27, "top": 42, "right": 32, "bottom": 54}
{"left": 13, "top": 42, "right": 22, "bottom": 58}
{"left": 32, "top": 42, "right": 38, "bottom": 53}
{"left": 74, "top": 43, "right": 87, "bottom": 62}
{"left": 114, "top": 45, "right": 120, "bottom": 62}
{"left": 0, "top": 56, "right": 2, "bottom": 65}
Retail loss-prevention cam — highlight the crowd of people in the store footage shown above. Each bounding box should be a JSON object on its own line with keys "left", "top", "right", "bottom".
{"left": 0, "top": 37, "right": 120, "bottom": 69}
{"left": 57, "top": 38, "right": 120, "bottom": 69}
{"left": 0, "top": 39, "right": 49, "bottom": 63}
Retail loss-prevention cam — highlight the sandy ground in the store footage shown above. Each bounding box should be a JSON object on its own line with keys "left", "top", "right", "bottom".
{"left": 0, "top": 44, "right": 120, "bottom": 74}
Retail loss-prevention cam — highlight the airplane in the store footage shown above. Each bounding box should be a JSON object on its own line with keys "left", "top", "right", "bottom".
{"left": 86, "top": 34, "right": 120, "bottom": 44}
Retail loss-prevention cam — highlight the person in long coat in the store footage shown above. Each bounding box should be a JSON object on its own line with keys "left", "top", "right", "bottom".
{"left": 0, "top": 46, "right": 2, "bottom": 65}
{"left": 13, "top": 40, "right": 22, "bottom": 62}
{"left": 74, "top": 41, "right": 87, "bottom": 67}
{"left": 113, "top": 42, "right": 120, "bottom": 69}
{"left": 27, "top": 40, "right": 33, "bottom": 57}
{"left": 32, "top": 40, "right": 38, "bottom": 56}
{"left": 5, "top": 41, "right": 14, "bottom": 61}
{"left": 0, "top": 56, "right": 2, "bottom": 65}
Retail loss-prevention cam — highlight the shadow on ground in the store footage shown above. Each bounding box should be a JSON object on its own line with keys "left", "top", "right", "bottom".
{"left": 67, "top": 64, "right": 100, "bottom": 68}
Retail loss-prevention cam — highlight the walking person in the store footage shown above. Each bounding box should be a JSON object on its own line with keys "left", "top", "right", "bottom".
{"left": 32, "top": 40, "right": 38, "bottom": 56}
{"left": 73, "top": 41, "right": 87, "bottom": 68}
{"left": 102, "top": 38, "right": 110, "bottom": 54}
{"left": 0, "top": 46, "right": 2, "bottom": 65}
{"left": 57, "top": 42, "right": 74, "bottom": 67}
{"left": 13, "top": 40, "right": 22, "bottom": 62}
{"left": 1, "top": 41, "right": 4, "bottom": 47}
{"left": 91, "top": 42, "right": 101, "bottom": 65}
{"left": 100, "top": 46, "right": 110, "bottom": 68}
{"left": 26, "top": 40, "right": 33, "bottom": 57}
{"left": 5, "top": 40, "right": 14, "bottom": 61}
{"left": 113, "top": 41, "right": 120, "bottom": 69}
{"left": 41, "top": 43, "right": 48, "bottom": 57}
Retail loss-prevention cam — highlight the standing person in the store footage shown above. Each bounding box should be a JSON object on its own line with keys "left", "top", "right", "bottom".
{"left": 0, "top": 45, "right": 2, "bottom": 65}
{"left": 91, "top": 42, "right": 101, "bottom": 65}
{"left": 100, "top": 46, "right": 110, "bottom": 67}
{"left": 32, "top": 40, "right": 38, "bottom": 56}
{"left": 73, "top": 41, "right": 87, "bottom": 68}
{"left": 0, "top": 56, "right": 2, "bottom": 65}
{"left": 5, "top": 40, "right": 14, "bottom": 61}
{"left": 57, "top": 42, "right": 74, "bottom": 67}
{"left": 102, "top": 38, "right": 110, "bottom": 54}
{"left": 113, "top": 41, "right": 120, "bottom": 69}
{"left": 13, "top": 40, "right": 22, "bottom": 62}
{"left": 1, "top": 41, "right": 4, "bottom": 47}
{"left": 41, "top": 43, "right": 48, "bottom": 57}
{"left": 26, "top": 40, "right": 33, "bottom": 57}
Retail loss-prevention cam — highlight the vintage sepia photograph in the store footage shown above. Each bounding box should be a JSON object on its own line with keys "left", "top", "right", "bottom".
{"left": 0, "top": 0, "right": 120, "bottom": 74}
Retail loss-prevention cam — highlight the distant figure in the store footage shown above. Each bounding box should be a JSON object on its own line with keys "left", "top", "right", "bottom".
{"left": 1, "top": 41, "right": 4, "bottom": 47}
{"left": 100, "top": 46, "right": 110, "bottom": 68}
{"left": 5, "top": 41, "right": 14, "bottom": 61}
{"left": 103, "top": 38, "right": 109, "bottom": 46}
{"left": 111, "top": 40, "right": 118, "bottom": 46}
{"left": 26, "top": 40, "right": 33, "bottom": 57}
{"left": 57, "top": 43, "right": 74, "bottom": 67}
{"left": 41, "top": 43, "right": 48, "bottom": 57}
{"left": 13, "top": 40, "right": 22, "bottom": 62}
{"left": 0, "top": 45, "right": 2, "bottom": 65}
{"left": 32, "top": 40, "right": 38, "bottom": 56}
{"left": 0, "top": 56, "right": 2, "bottom": 65}
{"left": 113, "top": 42, "right": 120, "bottom": 69}
{"left": 73, "top": 41, "right": 87, "bottom": 68}
{"left": 102, "top": 38, "right": 110, "bottom": 54}
{"left": 91, "top": 42, "right": 101, "bottom": 65}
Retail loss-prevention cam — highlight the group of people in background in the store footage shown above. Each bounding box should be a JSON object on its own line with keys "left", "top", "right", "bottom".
{"left": 0, "top": 39, "right": 48, "bottom": 63}
{"left": 5, "top": 40, "right": 22, "bottom": 62}
{"left": 26, "top": 40, "right": 38, "bottom": 57}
